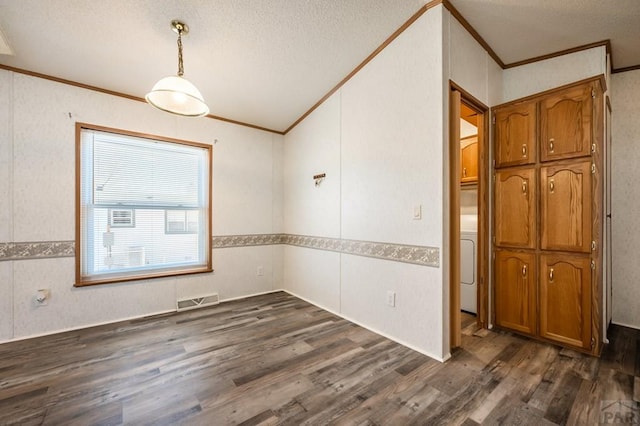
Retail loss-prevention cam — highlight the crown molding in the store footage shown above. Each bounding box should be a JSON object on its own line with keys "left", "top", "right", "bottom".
{"left": 2, "top": 4, "right": 637, "bottom": 137}
{"left": 612, "top": 64, "right": 640, "bottom": 74}
{"left": 283, "top": 0, "right": 445, "bottom": 135}
{"left": 503, "top": 40, "right": 611, "bottom": 69}
{"left": 0, "top": 64, "right": 284, "bottom": 135}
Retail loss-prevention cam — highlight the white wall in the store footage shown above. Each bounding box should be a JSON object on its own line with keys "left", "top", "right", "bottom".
{"left": 611, "top": 69, "right": 640, "bottom": 329}
{"left": 446, "top": 13, "right": 502, "bottom": 107}
{"left": 0, "top": 70, "right": 283, "bottom": 342}
{"left": 502, "top": 46, "right": 607, "bottom": 103}
{"left": 340, "top": 7, "right": 444, "bottom": 358}
{"left": 284, "top": 6, "right": 446, "bottom": 360}
{"left": 283, "top": 5, "right": 502, "bottom": 361}
{"left": 283, "top": 91, "right": 342, "bottom": 313}
{"left": 284, "top": 93, "right": 341, "bottom": 239}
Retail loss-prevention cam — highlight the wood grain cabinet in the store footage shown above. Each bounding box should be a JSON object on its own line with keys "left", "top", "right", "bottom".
{"left": 540, "top": 161, "right": 592, "bottom": 253}
{"left": 539, "top": 254, "right": 592, "bottom": 349}
{"left": 492, "top": 77, "right": 604, "bottom": 355}
{"left": 460, "top": 136, "right": 478, "bottom": 184}
{"left": 494, "top": 168, "right": 536, "bottom": 249}
{"left": 494, "top": 101, "right": 536, "bottom": 168}
{"left": 495, "top": 250, "right": 537, "bottom": 335}
{"left": 540, "top": 84, "right": 593, "bottom": 162}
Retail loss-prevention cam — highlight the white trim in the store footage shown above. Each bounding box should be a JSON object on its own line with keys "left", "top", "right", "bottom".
{"left": 0, "top": 308, "right": 175, "bottom": 345}
{"left": 0, "top": 289, "right": 283, "bottom": 345}
{"left": 1, "top": 288, "right": 452, "bottom": 363}
{"left": 610, "top": 321, "right": 640, "bottom": 331}
{"left": 282, "top": 289, "right": 449, "bottom": 363}
{"left": 219, "top": 289, "right": 283, "bottom": 303}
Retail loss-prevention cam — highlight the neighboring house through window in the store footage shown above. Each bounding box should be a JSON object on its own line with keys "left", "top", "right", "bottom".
{"left": 165, "top": 210, "right": 199, "bottom": 234}
{"left": 76, "top": 123, "right": 212, "bottom": 286}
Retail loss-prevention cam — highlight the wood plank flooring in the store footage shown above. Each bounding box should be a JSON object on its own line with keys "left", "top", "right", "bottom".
{"left": 0, "top": 292, "right": 638, "bottom": 425}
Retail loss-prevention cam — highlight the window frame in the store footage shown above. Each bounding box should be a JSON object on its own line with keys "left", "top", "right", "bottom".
{"left": 75, "top": 123, "right": 213, "bottom": 287}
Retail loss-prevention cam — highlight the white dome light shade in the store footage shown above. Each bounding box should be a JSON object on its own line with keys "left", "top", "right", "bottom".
{"left": 145, "top": 75, "right": 209, "bottom": 117}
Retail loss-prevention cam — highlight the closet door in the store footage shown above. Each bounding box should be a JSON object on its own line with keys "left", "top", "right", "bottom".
{"left": 495, "top": 250, "right": 536, "bottom": 335}
{"left": 540, "top": 84, "right": 593, "bottom": 162}
{"left": 495, "top": 167, "right": 536, "bottom": 249}
{"left": 539, "top": 254, "right": 592, "bottom": 349}
{"left": 494, "top": 102, "right": 536, "bottom": 168}
{"left": 540, "top": 161, "right": 592, "bottom": 253}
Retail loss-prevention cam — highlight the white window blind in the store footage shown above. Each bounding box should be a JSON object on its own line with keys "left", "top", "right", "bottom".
{"left": 77, "top": 125, "right": 211, "bottom": 285}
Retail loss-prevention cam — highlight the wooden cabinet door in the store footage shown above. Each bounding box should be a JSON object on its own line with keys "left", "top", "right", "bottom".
{"left": 540, "top": 84, "right": 593, "bottom": 162}
{"left": 495, "top": 168, "right": 536, "bottom": 248}
{"left": 541, "top": 161, "right": 592, "bottom": 252}
{"left": 494, "top": 102, "right": 536, "bottom": 168}
{"left": 539, "top": 254, "right": 592, "bottom": 349}
{"left": 461, "top": 137, "right": 478, "bottom": 184}
{"left": 495, "top": 250, "right": 536, "bottom": 335}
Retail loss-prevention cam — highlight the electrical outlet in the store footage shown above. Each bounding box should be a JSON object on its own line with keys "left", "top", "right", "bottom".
{"left": 386, "top": 291, "right": 396, "bottom": 307}
{"left": 257, "top": 266, "right": 264, "bottom": 276}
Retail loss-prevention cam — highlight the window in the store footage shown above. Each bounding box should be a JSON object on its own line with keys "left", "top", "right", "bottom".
{"left": 76, "top": 123, "right": 212, "bottom": 286}
{"left": 165, "top": 210, "right": 198, "bottom": 234}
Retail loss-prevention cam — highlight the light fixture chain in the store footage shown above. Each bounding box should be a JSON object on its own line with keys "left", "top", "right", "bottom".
{"left": 146, "top": 20, "right": 209, "bottom": 116}
{"left": 177, "top": 31, "right": 184, "bottom": 76}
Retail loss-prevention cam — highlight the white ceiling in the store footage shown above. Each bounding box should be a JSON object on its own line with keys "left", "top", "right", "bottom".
{"left": 450, "top": 0, "right": 640, "bottom": 69}
{"left": 0, "top": 0, "right": 638, "bottom": 132}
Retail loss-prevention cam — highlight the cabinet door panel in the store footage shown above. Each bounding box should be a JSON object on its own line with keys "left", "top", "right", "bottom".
{"left": 539, "top": 254, "right": 592, "bottom": 349}
{"left": 541, "top": 161, "right": 592, "bottom": 252}
{"left": 540, "top": 84, "right": 593, "bottom": 162}
{"left": 495, "top": 250, "right": 536, "bottom": 335}
{"left": 495, "top": 168, "right": 536, "bottom": 248}
{"left": 494, "top": 102, "right": 536, "bottom": 168}
{"left": 461, "top": 138, "right": 478, "bottom": 184}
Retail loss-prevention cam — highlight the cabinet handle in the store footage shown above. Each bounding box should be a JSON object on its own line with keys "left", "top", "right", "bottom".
{"left": 549, "top": 138, "right": 555, "bottom": 152}
{"left": 522, "top": 180, "right": 527, "bottom": 194}
{"left": 522, "top": 144, "right": 527, "bottom": 157}
{"left": 549, "top": 268, "right": 554, "bottom": 282}
{"left": 463, "top": 167, "right": 467, "bottom": 177}
{"left": 522, "top": 265, "right": 527, "bottom": 277}
{"left": 549, "top": 179, "right": 555, "bottom": 193}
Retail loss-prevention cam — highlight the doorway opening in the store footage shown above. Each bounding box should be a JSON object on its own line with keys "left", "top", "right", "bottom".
{"left": 449, "top": 82, "right": 489, "bottom": 350}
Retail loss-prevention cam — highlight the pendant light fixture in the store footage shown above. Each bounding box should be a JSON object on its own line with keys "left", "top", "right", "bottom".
{"left": 146, "top": 20, "right": 209, "bottom": 117}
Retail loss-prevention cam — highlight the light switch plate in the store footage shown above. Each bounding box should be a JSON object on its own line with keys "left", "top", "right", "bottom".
{"left": 413, "top": 205, "right": 422, "bottom": 220}
{"left": 386, "top": 291, "right": 396, "bottom": 307}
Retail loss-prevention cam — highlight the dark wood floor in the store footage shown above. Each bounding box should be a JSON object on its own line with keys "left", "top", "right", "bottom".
{"left": 0, "top": 292, "right": 638, "bottom": 425}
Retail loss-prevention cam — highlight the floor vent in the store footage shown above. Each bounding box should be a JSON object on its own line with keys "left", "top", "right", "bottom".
{"left": 177, "top": 293, "right": 220, "bottom": 311}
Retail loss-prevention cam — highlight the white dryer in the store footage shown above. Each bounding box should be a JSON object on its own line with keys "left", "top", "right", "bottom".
{"left": 460, "top": 231, "right": 477, "bottom": 314}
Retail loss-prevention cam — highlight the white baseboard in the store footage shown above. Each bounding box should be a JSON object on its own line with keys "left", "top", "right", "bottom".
{"left": 282, "top": 289, "right": 448, "bottom": 363}
{"left": 610, "top": 320, "right": 640, "bottom": 331}
{"left": 219, "top": 289, "right": 283, "bottom": 303}
{"left": 1, "top": 288, "right": 452, "bottom": 365}
{"left": 0, "top": 308, "right": 176, "bottom": 345}
{"left": 0, "top": 289, "right": 287, "bottom": 346}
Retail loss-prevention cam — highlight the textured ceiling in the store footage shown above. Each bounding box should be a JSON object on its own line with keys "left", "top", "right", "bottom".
{"left": 0, "top": 0, "right": 425, "bottom": 132}
{"left": 448, "top": 0, "right": 640, "bottom": 69}
{"left": 0, "top": 0, "right": 638, "bottom": 132}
